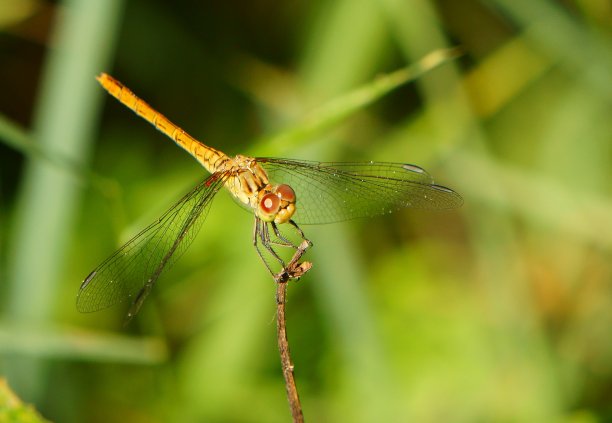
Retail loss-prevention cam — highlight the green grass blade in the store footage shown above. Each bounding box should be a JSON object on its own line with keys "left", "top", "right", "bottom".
{"left": 0, "top": 325, "right": 167, "bottom": 364}
{"left": 252, "top": 48, "right": 460, "bottom": 157}
{"left": 4, "top": 0, "right": 124, "bottom": 402}
{"left": 0, "top": 113, "right": 117, "bottom": 197}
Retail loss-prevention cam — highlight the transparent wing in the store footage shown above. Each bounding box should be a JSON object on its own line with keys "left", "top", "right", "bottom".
{"left": 257, "top": 158, "right": 462, "bottom": 224}
{"left": 77, "top": 172, "right": 227, "bottom": 316}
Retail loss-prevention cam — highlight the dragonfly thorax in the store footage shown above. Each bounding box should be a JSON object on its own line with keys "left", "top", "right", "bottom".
{"left": 224, "top": 155, "right": 270, "bottom": 206}
{"left": 224, "top": 156, "right": 296, "bottom": 224}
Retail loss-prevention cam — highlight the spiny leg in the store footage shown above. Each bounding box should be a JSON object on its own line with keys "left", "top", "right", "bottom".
{"left": 253, "top": 218, "right": 288, "bottom": 276}
{"left": 270, "top": 222, "right": 299, "bottom": 249}
{"left": 253, "top": 218, "right": 278, "bottom": 276}
{"left": 263, "top": 220, "right": 312, "bottom": 251}
{"left": 273, "top": 220, "right": 313, "bottom": 282}
{"left": 253, "top": 218, "right": 314, "bottom": 281}
{"left": 288, "top": 220, "right": 312, "bottom": 248}
{"left": 275, "top": 238, "right": 313, "bottom": 283}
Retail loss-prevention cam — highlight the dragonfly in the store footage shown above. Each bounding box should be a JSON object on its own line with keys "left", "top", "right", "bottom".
{"left": 77, "top": 73, "right": 463, "bottom": 320}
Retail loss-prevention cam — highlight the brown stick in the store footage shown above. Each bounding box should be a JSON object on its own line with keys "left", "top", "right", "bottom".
{"left": 276, "top": 281, "right": 303, "bottom": 423}
{"left": 274, "top": 240, "right": 311, "bottom": 423}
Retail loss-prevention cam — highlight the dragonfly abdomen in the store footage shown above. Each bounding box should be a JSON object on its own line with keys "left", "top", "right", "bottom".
{"left": 97, "top": 73, "right": 229, "bottom": 175}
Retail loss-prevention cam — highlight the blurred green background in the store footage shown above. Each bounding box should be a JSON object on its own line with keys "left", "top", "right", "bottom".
{"left": 1, "top": 0, "right": 611, "bottom": 422}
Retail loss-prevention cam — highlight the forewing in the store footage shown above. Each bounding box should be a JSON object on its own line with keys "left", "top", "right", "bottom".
{"left": 258, "top": 158, "right": 462, "bottom": 224}
{"left": 77, "top": 172, "right": 227, "bottom": 315}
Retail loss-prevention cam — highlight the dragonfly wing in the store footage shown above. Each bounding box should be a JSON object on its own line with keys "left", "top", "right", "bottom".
{"left": 258, "top": 158, "right": 462, "bottom": 224}
{"left": 77, "top": 172, "right": 227, "bottom": 316}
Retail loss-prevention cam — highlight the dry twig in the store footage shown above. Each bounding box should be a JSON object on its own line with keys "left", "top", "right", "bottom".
{"left": 274, "top": 240, "right": 312, "bottom": 423}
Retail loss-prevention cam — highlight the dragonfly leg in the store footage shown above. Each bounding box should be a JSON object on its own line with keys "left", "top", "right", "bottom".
{"left": 253, "top": 218, "right": 312, "bottom": 282}
{"left": 253, "top": 218, "right": 287, "bottom": 276}
{"left": 273, "top": 221, "right": 312, "bottom": 282}
{"left": 266, "top": 220, "right": 312, "bottom": 251}
{"left": 274, "top": 238, "right": 312, "bottom": 283}
{"left": 270, "top": 222, "right": 299, "bottom": 249}
{"left": 288, "top": 220, "right": 312, "bottom": 247}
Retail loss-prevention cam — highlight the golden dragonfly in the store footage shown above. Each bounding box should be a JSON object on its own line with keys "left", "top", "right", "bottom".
{"left": 77, "top": 73, "right": 462, "bottom": 319}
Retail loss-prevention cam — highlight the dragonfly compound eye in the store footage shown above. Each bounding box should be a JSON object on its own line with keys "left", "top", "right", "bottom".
{"left": 275, "top": 184, "right": 296, "bottom": 203}
{"left": 258, "top": 192, "right": 281, "bottom": 221}
{"left": 272, "top": 184, "right": 296, "bottom": 224}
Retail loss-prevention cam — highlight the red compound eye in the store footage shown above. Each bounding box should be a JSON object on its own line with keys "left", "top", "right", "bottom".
{"left": 275, "top": 184, "right": 295, "bottom": 203}
{"left": 259, "top": 192, "right": 281, "bottom": 215}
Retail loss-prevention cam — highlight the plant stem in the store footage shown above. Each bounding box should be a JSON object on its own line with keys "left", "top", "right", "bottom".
{"left": 274, "top": 240, "right": 311, "bottom": 422}
{"left": 276, "top": 281, "right": 304, "bottom": 423}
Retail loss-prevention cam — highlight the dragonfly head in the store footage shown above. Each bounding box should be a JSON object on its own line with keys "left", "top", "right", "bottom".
{"left": 257, "top": 184, "right": 296, "bottom": 224}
